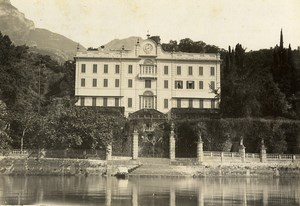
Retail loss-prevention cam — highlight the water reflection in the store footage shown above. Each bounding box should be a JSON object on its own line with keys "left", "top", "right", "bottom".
{"left": 0, "top": 176, "right": 299, "bottom": 205}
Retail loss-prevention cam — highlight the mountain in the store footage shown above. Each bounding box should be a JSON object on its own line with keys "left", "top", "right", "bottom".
{"left": 0, "top": 0, "right": 84, "bottom": 62}
{"left": 25, "top": 28, "right": 83, "bottom": 61}
{"left": 101, "top": 36, "right": 143, "bottom": 51}
{"left": 0, "top": 0, "right": 34, "bottom": 43}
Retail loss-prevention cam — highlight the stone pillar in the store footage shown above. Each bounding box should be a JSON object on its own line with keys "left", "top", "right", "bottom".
{"left": 132, "top": 129, "right": 139, "bottom": 160}
{"left": 239, "top": 137, "right": 246, "bottom": 163}
{"left": 220, "top": 152, "right": 224, "bottom": 163}
{"left": 106, "top": 144, "right": 112, "bottom": 161}
{"left": 292, "top": 155, "right": 296, "bottom": 163}
{"left": 169, "top": 123, "right": 176, "bottom": 160}
{"left": 197, "top": 134, "right": 203, "bottom": 164}
{"left": 260, "top": 139, "right": 267, "bottom": 163}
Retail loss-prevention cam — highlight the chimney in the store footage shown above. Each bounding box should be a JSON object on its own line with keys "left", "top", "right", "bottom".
{"left": 147, "top": 30, "right": 150, "bottom": 39}
{"left": 135, "top": 39, "right": 140, "bottom": 56}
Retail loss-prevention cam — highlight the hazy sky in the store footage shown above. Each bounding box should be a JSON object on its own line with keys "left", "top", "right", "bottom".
{"left": 10, "top": 0, "right": 300, "bottom": 50}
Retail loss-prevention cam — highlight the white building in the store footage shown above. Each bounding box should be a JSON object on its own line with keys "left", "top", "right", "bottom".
{"left": 74, "top": 38, "right": 221, "bottom": 117}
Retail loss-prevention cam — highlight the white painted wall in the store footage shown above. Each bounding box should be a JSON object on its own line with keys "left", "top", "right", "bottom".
{"left": 75, "top": 39, "right": 221, "bottom": 116}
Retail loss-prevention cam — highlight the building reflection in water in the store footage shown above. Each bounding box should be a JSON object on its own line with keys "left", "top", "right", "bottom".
{"left": 0, "top": 176, "right": 299, "bottom": 206}
{"left": 197, "top": 189, "right": 204, "bottom": 206}
{"left": 105, "top": 176, "right": 111, "bottom": 206}
{"left": 170, "top": 185, "right": 175, "bottom": 206}
{"left": 114, "top": 177, "right": 300, "bottom": 206}
{"left": 132, "top": 184, "right": 138, "bottom": 206}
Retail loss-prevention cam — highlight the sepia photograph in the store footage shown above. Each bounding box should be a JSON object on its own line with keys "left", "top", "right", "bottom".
{"left": 0, "top": 0, "right": 300, "bottom": 205}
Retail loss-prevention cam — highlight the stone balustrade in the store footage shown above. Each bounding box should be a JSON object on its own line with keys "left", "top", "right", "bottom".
{"left": 2, "top": 130, "right": 299, "bottom": 164}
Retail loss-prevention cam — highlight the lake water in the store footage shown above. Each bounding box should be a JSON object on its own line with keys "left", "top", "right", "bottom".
{"left": 0, "top": 176, "right": 299, "bottom": 206}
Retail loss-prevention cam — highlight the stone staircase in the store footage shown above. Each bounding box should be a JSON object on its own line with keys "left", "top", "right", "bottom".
{"left": 129, "top": 158, "right": 198, "bottom": 176}
{"left": 138, "top": 157, "right": 171, "bottom": 165}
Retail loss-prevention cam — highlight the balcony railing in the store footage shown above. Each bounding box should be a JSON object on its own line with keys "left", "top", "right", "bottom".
{"left": 138, "top": 73, "right": 158, "bottom": 79}
{"left": 138, "top": 65, "right": 157, "bottom": 79}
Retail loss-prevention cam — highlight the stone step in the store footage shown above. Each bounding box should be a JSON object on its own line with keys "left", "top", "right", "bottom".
{"left": 129, "top": 164, "right": 193, "bottom": 176}
{"left": 107, "top": 160, "right": 139, "bottom": 165}
{"left": 138, "top": 158, "right": 171, "bottom": 165}
{"left": 171, "top": 158, "right": 199, "bottom": 166}
{"left": 132, "top": 169, "right": 175, "bottom": 173}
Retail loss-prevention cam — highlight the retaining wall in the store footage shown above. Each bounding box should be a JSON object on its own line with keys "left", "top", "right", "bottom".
{"left": 0, "top": 157, "right": 107, "bottom": 176}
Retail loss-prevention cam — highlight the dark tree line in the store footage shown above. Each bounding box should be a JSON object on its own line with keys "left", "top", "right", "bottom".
{"left": 0, "top": 32, "right": 125, "bottom": 151}
{"left": 1, "top": 31, "right": 300, "bottom": 153}
{"left": 154, "top": 33, "right": 300, "bottom": 118}
{"left": 174, "top": 118, "right": 300, "bottom": 155}
{"left": 153, "top": 33, "right": 300, "bottom": 154}
{"left": 148, "top": 36, "right": 223, "bottom": 53}
{"left": 160, "top": 37, "right": 223, "bottom": 53}
{"left": 272, "top": 30, "right": 298, "bottom": 100}
{"left": 221, "top": 31, "right": 299, "bottom": 118}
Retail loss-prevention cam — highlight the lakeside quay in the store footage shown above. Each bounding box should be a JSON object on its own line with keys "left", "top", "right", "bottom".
{"left": 0, "top": 156, "right": 300, "bottom": 178}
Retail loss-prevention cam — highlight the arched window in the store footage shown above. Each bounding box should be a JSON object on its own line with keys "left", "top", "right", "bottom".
{"left": 143, "top": 91, "right": 154, "bottom": 96}
{"left": 140, "top": 91, "right": 156, "bottom": 109}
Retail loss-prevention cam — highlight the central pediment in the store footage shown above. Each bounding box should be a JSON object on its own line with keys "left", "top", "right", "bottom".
{"left": 139, "top": 39, "right": 157, "bottom": 57}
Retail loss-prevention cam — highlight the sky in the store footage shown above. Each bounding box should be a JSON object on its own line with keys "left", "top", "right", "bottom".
{"left": 10, "top": 0, "right": 300, "bottom": 50}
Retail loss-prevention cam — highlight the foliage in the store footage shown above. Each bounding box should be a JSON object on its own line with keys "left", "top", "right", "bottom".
{"left": 1, "top": 30, "right": 300, "bottom": 155}
{"left": 175, "top": 119, "right": 232, "bottom": 156}
{"left": 135, "top": 121, "right": 169, "bottom": 158}
{"left": 162, "top": 38, "right": 224, "bottom": 53}
{"left": 112, "top": 121, "right": 131, "bottom": 156}
{"left": 10, "top": 111, "right": 41, "bottom": 150}
{"left": 0, "top": 100, "right": 11, "bottom": 150}
{"left": 220, "top": 44, "right": 290, "bottom": 118}
{"left": 42, "top": 102, "right": 125, "bottom": 150}
{"left": 0, "top": 32, "right": 79, "bottom": 150}
{"left": 174, "top": 118, "right": 300, "bottom": 156}
{"left": 175, "top": 121, "right": 198, "bottom": 157}
{"left": 46, "top": 60, "right": 76, "bottom": 98}
{"left": 272, "top": 33, "right": 299, "bottom": 99}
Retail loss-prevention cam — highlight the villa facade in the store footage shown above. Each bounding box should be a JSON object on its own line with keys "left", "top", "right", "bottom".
{"left": 74, "top": 38, "right": 221, "bottom": 117}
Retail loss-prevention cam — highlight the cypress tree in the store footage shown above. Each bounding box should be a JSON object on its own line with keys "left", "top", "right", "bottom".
{"left": 271, "top": 30, "right": 296, "bottom": 98}
{"left": 280, "top": 29, "right": 284, "bottom": 49}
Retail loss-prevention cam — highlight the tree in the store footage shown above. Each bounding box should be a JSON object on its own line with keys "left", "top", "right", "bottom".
{"left": 162, "top": 38, "right": 221, "bottom": 53}
{"left": 258, "top": 74, "right": 288, "bottom": 116}
{"left": 220, "top": 43, "right": 289, "bottom": 118}
{"left": 11, "top": 111, "right": 40, "bottom": 152}
{"left": 162, "top": 40, "right": 179, "bottom": 52}
{"left": 220, "top": 44, "right": 259, "bottom": 117}
{"left": 0, "top": 32, "right": 15, "bottom": 65}
{"left": 271, "top": 30, "right": 299, "bottom": 102}
{"left": 44, "top": 104, "right": 125, "bottom": 150}
{"left": 46, "top": 60, "right": 76, "bottom": 99}
{"left": 0, "top": 100, "right": 11, "bottom": 151}
{"left": 149, "top": 36, "right": 161, "bottom": 44}
{"left": 267, "top": 122, "right": 287, "bottom": 153}
{"left": 175, "top": 121, "right": 198, "bottom": 157}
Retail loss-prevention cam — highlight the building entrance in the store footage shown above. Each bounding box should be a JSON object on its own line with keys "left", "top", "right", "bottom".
{"left": 128, "top": 108, "right": 168, "bottom": 158}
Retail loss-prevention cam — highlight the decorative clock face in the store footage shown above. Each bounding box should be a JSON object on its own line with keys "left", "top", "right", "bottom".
{"left": 143, "top": 43, "right": 153, "bottom": 54}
